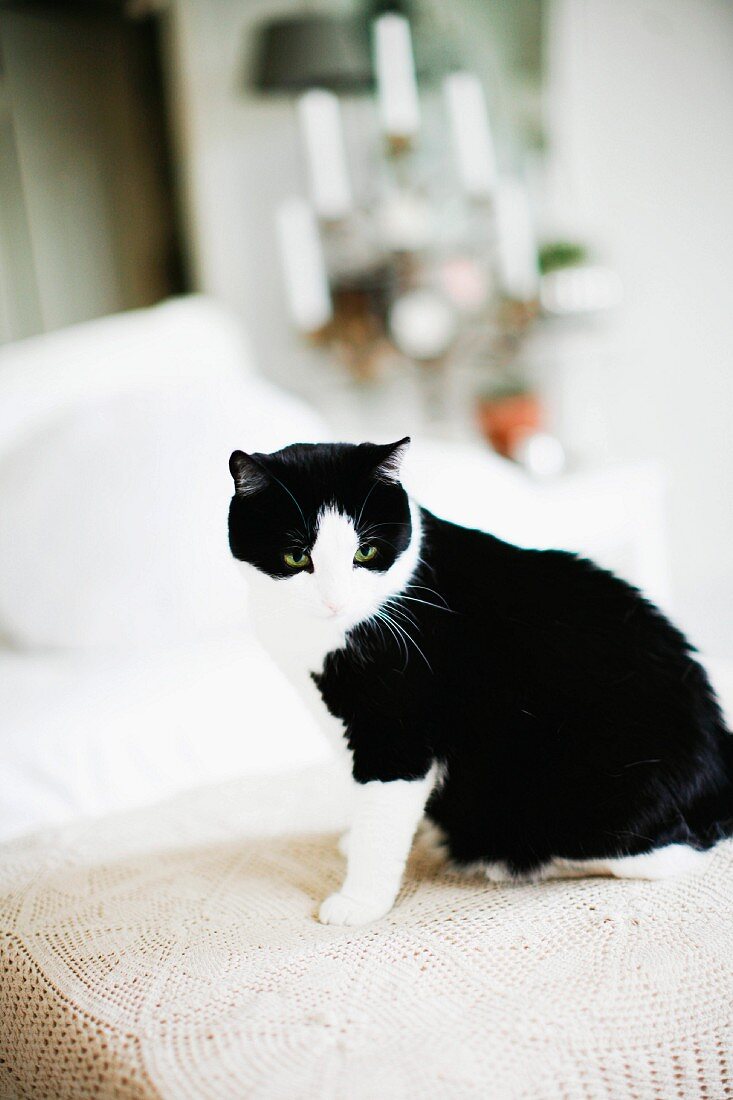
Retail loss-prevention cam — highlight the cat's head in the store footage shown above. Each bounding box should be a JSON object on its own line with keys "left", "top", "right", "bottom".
{"left": 228, "top": 439, "right": 418, "bottom": 631}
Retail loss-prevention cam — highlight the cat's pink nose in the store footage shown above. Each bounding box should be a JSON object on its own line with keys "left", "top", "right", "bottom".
{"left": 324, "top": 599, "right": 344, "bottom": 615}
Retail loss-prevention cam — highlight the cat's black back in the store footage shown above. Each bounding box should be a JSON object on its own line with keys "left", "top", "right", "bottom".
{"left": 316, "top": 508, "right": 733, "bottom": 875}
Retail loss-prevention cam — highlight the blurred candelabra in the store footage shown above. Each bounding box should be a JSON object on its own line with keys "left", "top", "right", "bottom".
{"left": 274, "top": 11, "right": 621, "bottom": 474}
{"left": 276, "top": 15, "right": 536, "bottom": 359}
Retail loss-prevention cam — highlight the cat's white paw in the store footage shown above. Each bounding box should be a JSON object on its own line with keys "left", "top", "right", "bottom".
{"left": 337, "top": 831, "right": 351, "bottom": 857}
{"left": 318, "top": 892, "right": 392, "bottom": 926}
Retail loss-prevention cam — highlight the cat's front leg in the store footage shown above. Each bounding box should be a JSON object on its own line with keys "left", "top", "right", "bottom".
{"left": 319, "top": 766, "right": 437, "bottom": 926}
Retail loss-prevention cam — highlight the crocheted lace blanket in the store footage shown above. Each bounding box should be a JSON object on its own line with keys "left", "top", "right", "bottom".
{"left": 1, "top": 763, "right": 732, "bottom": 1099}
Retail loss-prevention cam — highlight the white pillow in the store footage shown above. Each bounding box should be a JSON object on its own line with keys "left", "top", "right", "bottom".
{"left": 0, "top": 636, "right": 331, "bottom": 842}
{"left": 0, "top": 296, "right": 256, "bottom": 455}
{"left": 0, "top": 326, "right": 325, "bottom": 650}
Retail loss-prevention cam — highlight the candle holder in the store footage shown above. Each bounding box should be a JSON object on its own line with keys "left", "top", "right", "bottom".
{"left": 275, "top": 11, "right": 544, "bottom": 433}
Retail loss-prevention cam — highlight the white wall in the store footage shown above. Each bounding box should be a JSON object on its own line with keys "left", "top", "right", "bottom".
{"left": 164, "top": 0, "right": 320, "bottom": 392}
{"left": 545, "top": 0, "right": 733, "bottom": 654}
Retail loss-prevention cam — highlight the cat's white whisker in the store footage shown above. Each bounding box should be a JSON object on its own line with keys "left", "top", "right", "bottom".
{"left": 405, "top": 582, "right": 451, "bottom": 608}
{"left": 355, "top": 480, "right": 380, "bottom": 532}
{"left": 378, "top": 606, "right": 433, "bottom": 673}
{"left": 392, "top": 593, "right": 455, "bottom": 614}
{"left": 265, "top": 468, "right": 309, "bottom": 536}
{"left": 374, "top": 612, "right": 408, "bottom": 671}
{"left": 387, "top": 606, "right": 418, "bottom": 632}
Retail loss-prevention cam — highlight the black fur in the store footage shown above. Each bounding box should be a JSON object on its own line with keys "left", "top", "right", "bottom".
{"left": 229, "top": 442, "right": 733, "bottom": 876}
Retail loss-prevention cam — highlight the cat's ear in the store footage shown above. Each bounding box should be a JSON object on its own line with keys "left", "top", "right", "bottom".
{"left": 372, "top": 436, "right": 411, "bottom": 484}
{"left": 229, "top": 450, "right": 270, "bottom": 496}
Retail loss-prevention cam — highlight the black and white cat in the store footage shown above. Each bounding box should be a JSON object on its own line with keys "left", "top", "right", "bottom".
{"left": 228, "top": 438, "right": 733, "bottom": 926}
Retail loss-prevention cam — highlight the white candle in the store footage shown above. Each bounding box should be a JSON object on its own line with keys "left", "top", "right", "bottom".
{"left": 297, "top": 89, "right": 352, "bottom": 221}
{"left": 373, "top": 14, "right": 420, "bottom": 140}
{"left": 495, "top": 181, "right": 539, "bottom": 301}
{"left": 444, "top": 72, "right": 498, "bottom": 199}
{"left": 275, "top": 198, "right": 332, "bottom": 333}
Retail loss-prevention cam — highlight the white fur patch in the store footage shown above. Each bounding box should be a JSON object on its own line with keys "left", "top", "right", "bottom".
{"left": 450, "top": 845, "right": 713, "bottom": 884}
{"left": 240, "top": 497, "right": 423, "bottom": 763}
{"left": 310, "top": 507, "right": 360, "bottom": 618}
{"left": 242, "top": 497, "right": 422, "bottom": 668}
{"left": 533, "top": 844, "right": 711, "bottom": 882}
{"left": 587, "top": 844, "right": 711, "bottom": 880}
{"left": 414, "top": 823, "right": 712, "bottom": 884}
{"left": 319, "top": 764, "right": 439, "bottom": 926}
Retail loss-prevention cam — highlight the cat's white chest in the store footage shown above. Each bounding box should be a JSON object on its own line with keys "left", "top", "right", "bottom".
{"left": 251, "top": 592, "right": 345, "bottom": 674}
{"left": 247, "top": 580, "right": 352, "bottom": 761}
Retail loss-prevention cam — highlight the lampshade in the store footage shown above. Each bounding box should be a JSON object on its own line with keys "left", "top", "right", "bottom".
{"left": 252, "top": 14, "right": 373, "bottom": 94}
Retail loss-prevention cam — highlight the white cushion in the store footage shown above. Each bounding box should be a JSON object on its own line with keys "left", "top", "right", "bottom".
{"left": 0, "top": 637, "right": 331, "bottom": 843}
{"left": 0, "top": 295, "right": 255, "bottom": 455}
{"left": 0, "top": 297, "right": 326, "bottom": 649}
{"left": 0, "top": 297, "right": 332, "bottom": 841}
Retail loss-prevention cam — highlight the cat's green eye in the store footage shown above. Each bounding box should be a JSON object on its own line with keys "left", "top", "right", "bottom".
{"left": 354, "top": 544, "right": 378, "bottom": 564}
{"left": 283, "top": 550, "right": 311, "bottom": 570}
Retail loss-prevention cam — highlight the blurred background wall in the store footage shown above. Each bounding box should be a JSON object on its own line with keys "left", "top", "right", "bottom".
{"left": 0, "top": 0, "right": 731, "bottom": 654}
{"left": 544, "top": 0, "right": 733, "bottom": 653}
